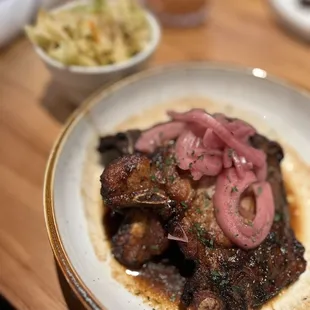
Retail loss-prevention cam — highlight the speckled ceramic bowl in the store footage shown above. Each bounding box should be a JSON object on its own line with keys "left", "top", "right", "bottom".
{"left": 44, "top": 63, "right": 310, "bottom": 310}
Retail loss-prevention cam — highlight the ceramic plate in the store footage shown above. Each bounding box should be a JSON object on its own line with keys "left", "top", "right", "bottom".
{"left": 44, "top": 64, "right": 310, "bottom": 310}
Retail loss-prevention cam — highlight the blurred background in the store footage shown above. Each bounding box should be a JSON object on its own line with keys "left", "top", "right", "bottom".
{"left": 0, "top": 0, "right": 309, "bottom": 309}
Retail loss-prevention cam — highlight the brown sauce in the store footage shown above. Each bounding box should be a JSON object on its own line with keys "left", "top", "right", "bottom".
{"left": 103, "top": 206, "right": 195, "bottom": 309}
{"left": 284, "top": 181, "right": 303, "bottom": 241}
{"left": 132, "top": 262, "right": 185, "bottom": 308}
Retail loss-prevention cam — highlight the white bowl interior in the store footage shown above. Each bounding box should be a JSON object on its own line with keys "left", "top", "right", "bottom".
{"left": 51, "top": 65, "right": 310, "bottom": 310}
{"left": 34, "top": 0, "right": 161, "bottom": 74}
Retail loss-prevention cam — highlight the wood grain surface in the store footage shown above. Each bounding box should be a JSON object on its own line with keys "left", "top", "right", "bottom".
{"left": 0, "top": 1, "right": 309, "bottom": 309}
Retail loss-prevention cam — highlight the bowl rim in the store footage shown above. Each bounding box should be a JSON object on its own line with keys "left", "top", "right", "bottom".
{"left": 33, "top": 0, "right": 161, "bottom": 74}
{"left": 268, "top": 0, "right": 310, "bottom": 40}
{"left": 43, "top": 62, "right": 310, "bottom": 310}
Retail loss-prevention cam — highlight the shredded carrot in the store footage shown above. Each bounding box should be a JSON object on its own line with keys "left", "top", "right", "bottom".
{"left": 89, "top": 20, "right": 100, "bottom": 43}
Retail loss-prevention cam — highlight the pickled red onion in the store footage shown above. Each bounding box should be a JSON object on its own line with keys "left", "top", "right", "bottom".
{"left": 168, "top": 109, "right": 266, "bottom": 168}
{"left": 223, "top": 147, "right": 233, "bottom": 168}
{"left": 175, "top": 130, "right": 223, "bottom": 179}
{"left": 167, "top": 234, "right": 188, "bottom": 243}
{"left": 135, "top": 121, "right": 186, "bottom": 153}
{"left": 233, "top": 126, "right": 256, "bottom": 142}
{"left": 255, "top": 164, "right": 268, "bottom": 182}
{"left": 231, "top": 151, "right": 245, "bottom": 179}
{"left": 190, "top": 155, "right": 223, "bottom": 180}
{"left": 203, "top": 128, "right": 224, "bottom": 148}
{"left": 175, "top": 130, "right": 199, "bottom": 170}
{"left": 213, "top": 168, "right": 275, "bottom": 249}
{"left": 168, "top": 224, "right": 188, "bottom": 243}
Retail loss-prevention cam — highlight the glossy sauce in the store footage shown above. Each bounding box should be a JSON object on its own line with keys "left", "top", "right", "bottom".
{"left": 285, "top": 181, "right": 302, "bottom": 240}
{"left": 103, "top": 207, "right": 193, "bottom": 309}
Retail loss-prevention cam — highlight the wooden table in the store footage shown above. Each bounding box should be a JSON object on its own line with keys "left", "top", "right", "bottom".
{"left": 0, "top": 1, "right": 309, "bottom": 309}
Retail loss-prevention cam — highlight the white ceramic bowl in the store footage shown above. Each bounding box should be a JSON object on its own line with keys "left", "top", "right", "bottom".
{"left": 269, "top": 0, "right": 310, "bottom": 41}
{"left": 44, "top": 64, "right": 310, "bottom": 310}
{"left": 32, "top": 0, "right": 161, "bottom": 105}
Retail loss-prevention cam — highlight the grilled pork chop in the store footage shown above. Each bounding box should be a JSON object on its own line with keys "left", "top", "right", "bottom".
{"left": 112, "top": 209, "right": 169, "bottom": 269}
{"left": 99, "top": 127, "right": 306, "bottom": 309}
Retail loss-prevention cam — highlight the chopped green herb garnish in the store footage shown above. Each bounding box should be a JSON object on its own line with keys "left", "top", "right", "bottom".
{"left": 248, "top": 220, "right": 254, "bottom": 227}
{"left": 274, "top": 212, "right": 282, "bottom": 222}
{"left": 196, "top": 208, "right": 202, "bottom": 214}
{"left": 155, "top": 161, "right": 163, "bottom": 170}
{"left": 168, "top": 175, "right": 176, "bottom": 183}
{"left": 220, "top": 279, "right": 229, "bottom": 286}
{"left": 170, "top": 294, "right": 176, "bottom": 302}
{"left": 150, "top": 245, "right": 159, "bottom": 250}
{"left": 150, "top": 175, "right": 156, "bottom": 182}
{"left": 210, "top": 270, "right": 221, "bottom": 281}
{"left": 165, "top": 158, "right": 173, "bottom": 165}
{"left": 153, "top": 187, "right": 159, "bottom": 192}
{"left": 280, "top": 247, "right": 287, "bottom": 254}
{"left": 181, "top": 201, "right": 188, "bottom": 209}
{"left": 194, "top": 222, "right": 203, "bottom": 233}
{"left": 211, "top": 270, "right": 220, "bottom": 276}
{"left": 198, "top": 154, "right": 204, "bottom": 160}
{"left": 192, "top": 223, "right": 214, "bottom": 248}
{"left": 231, "top": 186, "right": 238, "bottom": 193}
{"left": 257, "top": 186, "right": 263, "bottom": 196}
{"left": 232, "top": 285, "right": 242, "bottom": 293}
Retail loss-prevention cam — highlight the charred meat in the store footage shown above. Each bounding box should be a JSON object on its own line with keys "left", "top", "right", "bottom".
{"left": 98, "top": 111, "right": 306, "bottom": 310}
{"left": 112, "top": 210, "right": 169, "bottom": 269}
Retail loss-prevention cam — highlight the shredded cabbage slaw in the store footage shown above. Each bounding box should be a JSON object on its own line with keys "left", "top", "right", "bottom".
{"left": 25, "top": 0, "right": 150, "bottom": 66}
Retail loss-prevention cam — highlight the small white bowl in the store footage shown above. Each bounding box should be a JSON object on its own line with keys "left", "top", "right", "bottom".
{"left": 32, "top": 0, "right": 161, "bottom": 105}
{"left": 269, "top": 0, "right": 310, "bottom": 41}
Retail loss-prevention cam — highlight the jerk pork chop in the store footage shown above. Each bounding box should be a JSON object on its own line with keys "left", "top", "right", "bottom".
{"left": 99, "top": 119, "right": 306, "bottom": 310}
{"left": 111, "top": 209, "right": 169, "bottom": 269}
